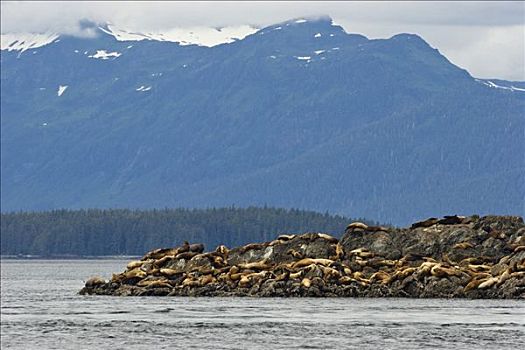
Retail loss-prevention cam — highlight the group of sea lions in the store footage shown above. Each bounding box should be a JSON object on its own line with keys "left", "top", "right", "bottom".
{"left": 81, "top": 215, "right": 525, "bottom": 298}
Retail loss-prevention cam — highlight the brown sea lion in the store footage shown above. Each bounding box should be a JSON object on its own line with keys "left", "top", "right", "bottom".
{"left": 239, "top": 260, "right": 271, "bottom": 271}
{"left": 287, "top": 249, "right": 304, "bottom": 259}
{"left": 126, "top": 260, "right": 145, "bottom": 270}
{"left": 189, "top": 243, "right": 204, "bottom": 253}
{"left": 346, "top": 222, "right": 368, "bottom": 231}
{"left": 317, "top": 233, "right": 338, "bottom": 243}
{"left": 301, "top": 278, "right": 312, "bottom": 288}
{"left": 478, "top": 277, "right": 499, "bottom": 289}
{"left": 453, "top": 242, "right": 474, "bottom": 250}
{"left": 238, "top": 243, "right": 267, "bottom": 254}
{"left": 366, "top": 226, "right": 389, "bottom": 233}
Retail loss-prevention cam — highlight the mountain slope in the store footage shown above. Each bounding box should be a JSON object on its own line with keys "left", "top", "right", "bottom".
{"left": 1, "top": 17, "right": 524, "bottom": 225}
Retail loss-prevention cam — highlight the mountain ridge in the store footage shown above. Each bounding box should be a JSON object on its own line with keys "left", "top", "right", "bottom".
{"left": 1, "top": 17, "right": 523, "bottom": 225}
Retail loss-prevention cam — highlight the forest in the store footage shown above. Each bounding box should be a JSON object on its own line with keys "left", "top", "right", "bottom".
{"left": 0, "top": 207, "right": 373, "bottom": 257}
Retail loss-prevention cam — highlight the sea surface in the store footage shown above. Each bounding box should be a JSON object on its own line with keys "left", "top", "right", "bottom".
{"left": 1, "top": 259, "right": 524, "bottom": 349}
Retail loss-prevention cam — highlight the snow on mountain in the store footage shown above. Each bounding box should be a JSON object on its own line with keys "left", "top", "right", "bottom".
{"left": 98, "top": 24, "right": 258, "bottom": 47}
{"left": 88, "top": 50, "right": 122, "bottom": 60}
{"left": 1, "top": 24, "right": 258, "bottom": 52}
{"left": 0, "top": 32, "right": 59, "bottom": 52}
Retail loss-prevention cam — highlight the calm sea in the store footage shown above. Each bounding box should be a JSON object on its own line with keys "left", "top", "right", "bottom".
{"left": 1, "top": 259, "right": 524, "bottom": 349}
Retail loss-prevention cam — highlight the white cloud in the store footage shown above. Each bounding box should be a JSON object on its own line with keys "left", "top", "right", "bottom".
{"left": 1, "top": 1, "right": 523, "bottom": 80}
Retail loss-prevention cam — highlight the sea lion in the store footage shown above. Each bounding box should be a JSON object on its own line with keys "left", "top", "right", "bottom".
{"left": 438, "top": 215, "right": 465, "bottom": 225}
{"left": 199, "top": 274, "right": 215, "bottom": 286}
{"left": 317, "top": 233, "right": 338, "bottom": 243}
{"left": 287, "top": 249, "right": 304, "bottom": 259}
{"left": 215, "top": 245, "right": 229, "bottom": 255}
{"left": 238, "top": 243, "right": 267, "bottom": 254}
{"left": 143, "top": 247, "right": 181, "bottom": 261}
{"left": 182, "top": 277, "right": 200, "bottom": 288}
{"left": 292, "top": 258, "right": 334, "bottom": 269}
{"left": 301, "top": 278, "right": 312, "bottom": 288}
{"left": 478, "top": 277, "right": 499, "bottom": 289}
{"left": 160, "top": 268, "right": 182, "bottom": 277}
{"left": 464, "top": 277, "right": 485, "bottom": 292}
{"left": 239, "top": 260, "right": 271, "bottom": 271}
{"left": 369, "top": 271, "right": 391, "bottom": 284}
{"left": 335, "top": 243, "right": 345, "bottom": 260}
{"left": 127, "top": 260, "right": 145, "bottom": 270}
{"left": 85, "top": 276, "right": 106, "bottom": 288}
{"left": 289, "top": 270, "right": 303, "bottom": 279}
{"left": 175, "top": 251, "right": 199, "bottom": 260}
{"left": 468, "top": 264, "right": 491, "bottom": 273}
{"left": 346, "top": 222, "right": 368, "bottom": 231}
{"left": 348, "top": 248, "right": 374, "bottom": 259}
{"left": 238, "top": 275, "right": 251, "bottom": 288}
{"left": 453, "top": 242, "right": 474, "bottom": 250}
{"left": 125, "top": 268, "right": 147, "bottom": 280}
{"left": 189, "top": 243, "right": 205, "bottom": 253}
{"left": 410, "top": 218, "right": 439, "bottom": 229}
{"left": 496, "top": 268, "right": 512, "bottom": 286}
{"left": 431, "top": 264, "right": 460, "bottom": 278}
{"left": 319, "top": 266, "right": 341, "bottom": 280}
{"left": 366, "top": 226, "right": 389, "bottom": 233}
{"left": 513, "top": 245, "right": 525, "bottom": 253}
{"left": 277, "top": 234, "right": 296, "bottom": 242}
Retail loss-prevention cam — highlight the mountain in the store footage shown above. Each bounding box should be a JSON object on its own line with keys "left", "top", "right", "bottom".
{"left": 1, "top": 17, "right": 524, "bottom": 225}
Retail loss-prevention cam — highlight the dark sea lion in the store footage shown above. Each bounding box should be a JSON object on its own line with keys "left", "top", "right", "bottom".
{"left": 438, "top": 215, "right": 465, "bottom": 225}
{"left": 175, "top": 251, "right": 199, "bottom": 260}
{"left": 189, "top": 243, "right": 205, "bottom": 253}
{"left": 410, "top": 218, "right": 439, "bottom": 229}
{"left": 85, "top": 276, "right": 106, "bottom": 288}
{"left": 277, "top": 234, "right": 296, "bottom": 242}
{"left": 215, "top": 245, "right": 229, "bottom": 255}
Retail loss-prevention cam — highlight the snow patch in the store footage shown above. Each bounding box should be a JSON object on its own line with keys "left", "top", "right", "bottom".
{"left": 88, "top": 50, "right": 122, "bottom": 60}
{"left": 57, "top": 85, "right": 68, "bottom": 96}
{"left": 476, "top": 79, "right": 525, "bottom": 92}
{"left": 1, "top": 32, "right": 59, "bottom": 52}
{"left": 102, "top": 24, "right": 258, "bottom": 47}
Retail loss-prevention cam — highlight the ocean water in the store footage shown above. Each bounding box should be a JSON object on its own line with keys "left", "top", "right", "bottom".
{"left": 1, "top": 259, "right": 524, "bottom": 350}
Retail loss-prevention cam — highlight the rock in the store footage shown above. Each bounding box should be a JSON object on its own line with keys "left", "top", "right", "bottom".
{"left": 80, "top": 215, "right": 525, "bottom": 299}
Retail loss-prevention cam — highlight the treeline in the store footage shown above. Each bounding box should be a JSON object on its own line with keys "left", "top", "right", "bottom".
{"left": 0, "top": 207, "right": 374, "bottom": 257}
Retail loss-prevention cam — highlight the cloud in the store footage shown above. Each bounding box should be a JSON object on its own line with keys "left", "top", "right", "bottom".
{"left": 1, "top": 1, "right": 523, "bottom": 80}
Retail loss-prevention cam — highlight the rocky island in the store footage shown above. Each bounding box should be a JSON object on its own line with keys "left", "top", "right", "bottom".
{"left": 80, "top": 215, "right": 525, "bottom": 298}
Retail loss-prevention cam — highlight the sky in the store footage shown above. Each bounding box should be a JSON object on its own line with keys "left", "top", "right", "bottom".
{"left": 1, "top": 1, "right": 524, "bottom": 80}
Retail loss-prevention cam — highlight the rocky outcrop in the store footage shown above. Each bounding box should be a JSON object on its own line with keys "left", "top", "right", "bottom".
{"left": 80, "top": 215, "right": 525, "bottom": 298}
